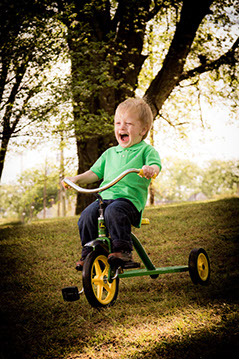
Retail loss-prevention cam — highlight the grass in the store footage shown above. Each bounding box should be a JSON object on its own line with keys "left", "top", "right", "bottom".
{"left": 0, "top": 197, "right": 239, "bottom": 359}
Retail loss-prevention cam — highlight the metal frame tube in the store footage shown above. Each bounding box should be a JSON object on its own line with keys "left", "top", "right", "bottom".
{"left": 131, "top": 233, "right": 156, "bottom": 271}
{"left": 118, "top": 265, "right": 189, "bottom": 279}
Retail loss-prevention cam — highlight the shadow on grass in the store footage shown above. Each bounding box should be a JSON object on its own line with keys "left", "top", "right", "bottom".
{"left": 0, "top": 198, "right": 239, "bottom": 359}
{"left": 132, "top": 318, "right": 239, "bottom": 359}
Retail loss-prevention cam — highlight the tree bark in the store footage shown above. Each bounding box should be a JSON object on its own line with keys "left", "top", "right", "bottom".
{"left": 75, "top": 133, "right": 117, "bottom": 213}
{"left": 0, "top": 134, "right": 10, "bottom": 180}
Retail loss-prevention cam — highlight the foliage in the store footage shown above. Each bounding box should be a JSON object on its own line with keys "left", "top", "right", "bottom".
{"left": 53, "top": 0, "right": 238, "bottom": 212}
{"left": 1, "top": 157, "right": 238, "bottom": 220}
{"left": 1, "top": 0, "right": 239, "bottom": 213}
{"left": 201, "top": 159, "right": 239, "bottom": 197}
{"left": 156, "top": 157, "right": 202, "bottom": 202}
{"left": 0, "top": 165, "right": 60, "bottom": 220}
{"left": 0, "top": 198, "right": 238, "bottom": 358}
{"left": 137, "top": 1, "right": 239, "bottom": 129}
{"left": 155, "top": 157, "right": 239, "bottom": 202}
{"left": 0, "top": 184, "right": 15, "bottom": 217}
{"left": 0, "top": 0, "right": 68, "bottom": 179}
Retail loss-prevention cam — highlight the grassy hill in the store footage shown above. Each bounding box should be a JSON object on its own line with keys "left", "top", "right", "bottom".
{"left": 0, "top": 197, "right": 239, "bottom": 359}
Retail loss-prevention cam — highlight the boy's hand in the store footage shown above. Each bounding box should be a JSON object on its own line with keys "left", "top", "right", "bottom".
{"left": 140, "top": 165, "right": 157, "bottom": 179}
{"left": 61, "top": 177, "right": 76, "bottom": 189}
{"left": 61, "top": 171, "right": 99, "bottom": 189}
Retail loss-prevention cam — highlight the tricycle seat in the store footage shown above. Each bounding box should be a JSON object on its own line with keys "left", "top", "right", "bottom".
{"left": 141, "top": 218, "right": 150, "bottom": 225}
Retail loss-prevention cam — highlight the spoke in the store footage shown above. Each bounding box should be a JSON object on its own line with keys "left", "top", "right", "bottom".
{"left": 97, "top": 282, "right": 104, "bottom": 300}
{"left": 92, "top": 277, "right": 102, "bottom": 284}
{"left": 94, "top": 259, "right": 102, "bottom": 276}
{"left": 102, "top": 264, "right": 109, "bottom": 277}
{"left": 103, "top": 282, "right": 111, "bottom": 293}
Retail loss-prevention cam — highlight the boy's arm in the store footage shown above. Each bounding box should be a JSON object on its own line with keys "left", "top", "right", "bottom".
{"left": 62, "top": 170, "right": 99, "bottom": 188}
{"left": 141, "top": 165, "right": 160, "bottom": 180}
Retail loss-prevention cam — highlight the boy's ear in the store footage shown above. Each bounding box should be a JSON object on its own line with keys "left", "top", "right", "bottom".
{"left": 140, "top": 127, "right": 147, "bottom": 136}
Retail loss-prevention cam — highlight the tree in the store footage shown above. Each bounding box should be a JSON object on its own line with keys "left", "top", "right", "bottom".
{"left": 0, "top": 0, "right": 67, "bottom": 180}
{"left": 144, "top": 1, "right": 239, "bottom": 116}
{"left": 52, "top": 0, "right": 238, "bottom": 212}
{"left": 152, "top": 157, "right": 239, "bottom": 202}
{"left": 0, "top": 165, "right": 59, "bottom": 221}
{"left": 155, "top": 157, "right": 202, "bottom": 202}
{"left": 201, "top": 159, "right": 239, "bottom": 197}
{"left": 153, "top": 158, "right": 239, "bottom": 202}
{"left": 2, "top": 1, "right": 238, "bottom": 213}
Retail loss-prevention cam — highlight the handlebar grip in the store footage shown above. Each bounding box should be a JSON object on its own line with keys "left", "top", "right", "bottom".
{"left": 62, "top": 179, "right": 70, "bottom": 189}
{"left": 138, "top": 169, "right": 157, "bottom": 179}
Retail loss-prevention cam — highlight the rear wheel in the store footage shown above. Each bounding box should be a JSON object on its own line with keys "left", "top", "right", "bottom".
{"left": 189, "top": 248, "right": 210, "bottom": 285}
{"left": 82, "top": 250, "right": 119, "bottom": 308}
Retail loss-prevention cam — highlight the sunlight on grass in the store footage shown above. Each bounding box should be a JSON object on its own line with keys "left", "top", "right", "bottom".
{"left": 64, "top": 304, "right": 238, "bottom": 359}
{"left": 1, "top": 197, "right": 239, "bottom": 359}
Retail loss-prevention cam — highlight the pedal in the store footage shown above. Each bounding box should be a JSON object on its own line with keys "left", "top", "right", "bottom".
{"left": 62, "top": 286, "right": 80, "bottom": 302}
{"left": 108, "top": 256, "right": 140, "bottom": 270}
{"left": 123, "top": 261, "right": 141, "bottom": 269}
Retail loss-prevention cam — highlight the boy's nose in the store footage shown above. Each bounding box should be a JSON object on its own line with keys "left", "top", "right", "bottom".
{"left": 119, "top": 122, "right": 126, "bottom": 130}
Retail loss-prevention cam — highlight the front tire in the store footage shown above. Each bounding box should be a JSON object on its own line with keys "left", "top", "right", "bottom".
{"left": 189, "top": 248, "right": 210, "bottom": 285}
{"left": 82, "top": 250, "right": 119, "bottom": 308}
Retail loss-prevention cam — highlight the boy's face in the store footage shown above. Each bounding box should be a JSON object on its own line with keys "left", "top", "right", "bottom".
{"left": 114, "top": 110, "right": 147, "bottom": 148}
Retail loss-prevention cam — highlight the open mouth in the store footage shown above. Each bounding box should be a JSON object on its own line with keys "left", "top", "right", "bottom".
{"left": 120, "top": 134, "right": 129, "bottom": 142}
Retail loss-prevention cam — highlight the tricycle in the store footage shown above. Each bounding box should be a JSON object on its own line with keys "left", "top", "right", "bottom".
{"left": 62, "top": 168, "right": 210, "bottom": 308}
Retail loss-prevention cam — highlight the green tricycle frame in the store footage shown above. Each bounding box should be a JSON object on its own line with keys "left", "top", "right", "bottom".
{"left": 62, "top": 168, "right": 210, "bottom": 308}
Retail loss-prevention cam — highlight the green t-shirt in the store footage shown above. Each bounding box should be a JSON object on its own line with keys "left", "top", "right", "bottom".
{"left": 90, "top": 141, "right": 161, "bottom": 221}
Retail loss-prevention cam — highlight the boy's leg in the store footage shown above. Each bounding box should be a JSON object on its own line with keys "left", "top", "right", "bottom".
{"left": 104, "top": 198, "right": 140, "bottom": 257}
{"left": 77, "top": 200, "right": 99, "bottom": 261}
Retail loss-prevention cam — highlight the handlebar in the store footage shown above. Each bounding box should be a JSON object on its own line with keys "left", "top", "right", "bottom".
{"left": 63, "top": 168, "right": 156, "bottom": 194}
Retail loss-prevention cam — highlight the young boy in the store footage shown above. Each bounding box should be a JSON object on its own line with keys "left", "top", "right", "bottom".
{"left": 64, "top": 98, "right": 161, "bottom": 269}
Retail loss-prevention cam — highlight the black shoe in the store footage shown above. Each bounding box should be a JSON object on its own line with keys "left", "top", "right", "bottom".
{"left": 75, "top": 259, "right": 84, "bottom": 271}
{"left": 108, "top": 251, "right": 133, "bottom": 268}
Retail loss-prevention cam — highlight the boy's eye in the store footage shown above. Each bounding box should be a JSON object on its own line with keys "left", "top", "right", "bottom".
{"left": 114, "top": 121, "right": 133, "bottom": 127}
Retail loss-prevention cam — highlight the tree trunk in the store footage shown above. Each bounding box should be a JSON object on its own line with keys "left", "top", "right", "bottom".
{"left": 0, "top": 134, "right": 10, "bottom": 180}
{"left": 75, "top": 133, "right": 117, "bottom": 214}
{"left": 149, "top": 125, "right": 155, "bottom": 205}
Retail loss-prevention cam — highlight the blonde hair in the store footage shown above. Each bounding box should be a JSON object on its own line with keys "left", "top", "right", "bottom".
{"left": 115, "top": 98, "right": 153, "bottom": 140}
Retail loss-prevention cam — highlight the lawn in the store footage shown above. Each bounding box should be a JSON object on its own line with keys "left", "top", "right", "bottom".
{"left": 0, "top": 197, "right": 239, "bottom": 359}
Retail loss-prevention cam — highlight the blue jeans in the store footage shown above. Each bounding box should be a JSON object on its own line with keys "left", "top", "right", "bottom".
{"left": 78, "top": 198, "right": 141, "bottom": 260}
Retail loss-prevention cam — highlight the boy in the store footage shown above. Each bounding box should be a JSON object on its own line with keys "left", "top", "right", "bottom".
{"left": 64, "top": 98, "right": 161, "bottom": 269}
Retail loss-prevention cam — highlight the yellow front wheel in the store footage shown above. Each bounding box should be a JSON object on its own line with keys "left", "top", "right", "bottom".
{"left": 189, "top": 248, "right": 210, "bottom": 285}
{"left": 82, "top": 251, "right": 119, "bottom": 307}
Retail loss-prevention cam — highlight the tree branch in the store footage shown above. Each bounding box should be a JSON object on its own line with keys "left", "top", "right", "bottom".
{"left": 180, "top": 36, "right": 239, "bottom": 82}
{"left": 160, "top": 113, "right": 189, "bottom": 127}
{"left": 147, "top": 0, "right": 165, "bottom": 21}
{"left": 144, "top": 0, "right": 213, "bottom": 118}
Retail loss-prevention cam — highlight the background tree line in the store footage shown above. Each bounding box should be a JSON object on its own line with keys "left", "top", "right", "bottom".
{"left": 0, "top": 0, "right": 238, "bottom": 213}
{"left": 1, "top": 158, "right": 238, "bottom": 221}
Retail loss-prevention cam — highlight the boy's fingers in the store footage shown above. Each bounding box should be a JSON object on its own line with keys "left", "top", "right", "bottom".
{"left": 138, "top": 169, "right": 144, "bottom": 177}
{"left": 138, "top": 168, "right": 156, "bottom": 179}
{"left": 61, "top": 180, "right": 70, "bottom": 189}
